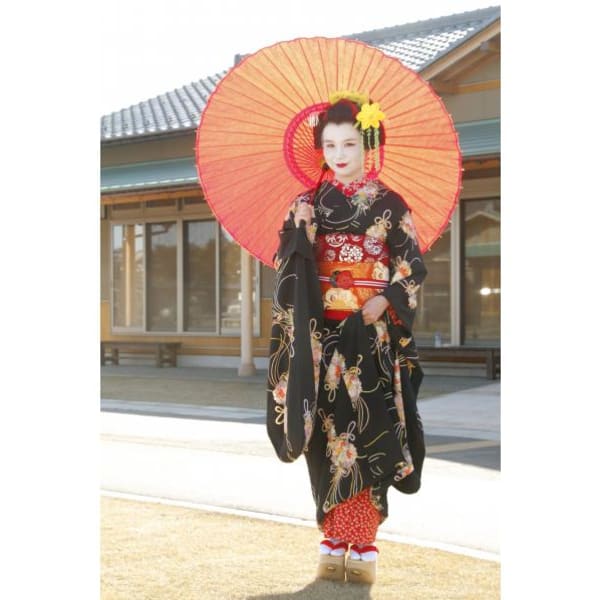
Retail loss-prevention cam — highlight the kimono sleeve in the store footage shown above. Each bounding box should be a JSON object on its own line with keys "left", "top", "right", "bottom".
{"left": 267, "top": 191, "right": 322, "bottom": 463}
{"left": 381, "top": 200, "right": 427, "bottom": 335}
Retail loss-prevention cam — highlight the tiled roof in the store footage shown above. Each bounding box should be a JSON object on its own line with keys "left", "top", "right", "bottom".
{"left": 101, "top": 73, "right": 225, "bottom": 141}
{"left": 347, "top": 6, "right": 499, "bottom": 72}
{"left": 101, "top": 6, "right": 499, "bottom": 142}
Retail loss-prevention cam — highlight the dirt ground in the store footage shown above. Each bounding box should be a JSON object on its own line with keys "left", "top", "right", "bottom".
{"left": 101, "top": 496, "right": 500, "bottom": 600}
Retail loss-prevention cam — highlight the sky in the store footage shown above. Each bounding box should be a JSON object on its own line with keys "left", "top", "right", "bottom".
{"left": 101, "top": 0, "right": 500, "bottom": 115}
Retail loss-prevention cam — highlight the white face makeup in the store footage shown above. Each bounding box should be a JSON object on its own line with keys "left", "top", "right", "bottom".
{"left": 321, "top": 122, "right": 364, "bottom": 185}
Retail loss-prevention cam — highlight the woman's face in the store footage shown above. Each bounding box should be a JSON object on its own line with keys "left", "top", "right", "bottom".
{"left": 321, "top": 122, "right": 363, "bottom": 184}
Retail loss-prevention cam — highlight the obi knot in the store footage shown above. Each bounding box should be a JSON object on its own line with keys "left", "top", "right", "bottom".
{"left": 330, "top": 270, "right": 354, "bottom": 289}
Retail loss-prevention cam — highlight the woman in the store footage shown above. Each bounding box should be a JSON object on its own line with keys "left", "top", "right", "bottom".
{"left": 267, "top": 93, "right": 427, "bottom": 585}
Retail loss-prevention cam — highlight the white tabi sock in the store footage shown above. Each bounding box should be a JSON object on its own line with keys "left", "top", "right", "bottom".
{"left": 319, "top": 538, "right": 346, "bottom": 556}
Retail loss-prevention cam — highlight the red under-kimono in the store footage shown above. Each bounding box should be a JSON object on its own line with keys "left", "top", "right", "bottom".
{"left": 267, "top": 176, "right": 427, "bottom": 544}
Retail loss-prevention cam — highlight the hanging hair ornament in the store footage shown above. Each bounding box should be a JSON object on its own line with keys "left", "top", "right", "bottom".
{"left": 360, "top": 138, "right": 365, "bottom": 173}
{"left": 307, "top": 111, "right": 320, "bottom": 127}
{"left": 355, "top": 102, "right": 386, "bottom": 171}
{"left": 374, "top": 128, "right": 381, "bottom": 170}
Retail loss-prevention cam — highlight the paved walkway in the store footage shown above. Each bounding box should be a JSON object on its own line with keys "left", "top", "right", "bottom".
{"left": 100, "top": 366, "right": 500, "bottom": 557}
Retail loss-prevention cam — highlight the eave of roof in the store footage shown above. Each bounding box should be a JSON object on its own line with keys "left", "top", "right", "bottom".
{"left": 100, "top": 158, "right": 198, "bottom": 193}
{"left": 101, "top": 118, "right": 499, "bottom": 193}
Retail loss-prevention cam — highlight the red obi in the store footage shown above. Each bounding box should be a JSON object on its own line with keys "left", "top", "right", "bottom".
{"left": 315, "top": 233, "right": 390, "bottom": 321}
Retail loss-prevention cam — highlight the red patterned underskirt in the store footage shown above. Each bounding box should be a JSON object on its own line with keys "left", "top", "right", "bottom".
{"left": 322, "top": 487, "right": 381, "bottom": 544}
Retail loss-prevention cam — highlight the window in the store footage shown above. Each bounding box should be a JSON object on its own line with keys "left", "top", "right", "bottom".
{"left": 463, "top": 198, "right": 500, "bottom": 345}
{"left": 146, "top": 199, "right": 176, "bottom": 209}
{"left": 184, "top": 220, "right": 216, "bottom": 332}
{"left": 110, "top": 219, "right": 259, "bottom": 335}
{"left": 219, "top": 227, "right": 257, "bottom": 334}
{"left": 147, "top": 222, "right": 177, "bottom": 331}
{"left": 112, "top": 224, "right": 144, "bottom": 329}
{"left": 112, "top": 202, "right": 141, "bottom": 211}
{"left": 414, "top": 224, "right": 451, "bottom": 345}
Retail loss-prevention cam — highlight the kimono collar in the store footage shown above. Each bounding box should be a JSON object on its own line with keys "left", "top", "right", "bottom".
{"left": 331, "top": 172, "right": 376, "bottom": 198}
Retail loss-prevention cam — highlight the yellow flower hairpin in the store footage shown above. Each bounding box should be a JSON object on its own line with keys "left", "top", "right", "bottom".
{"left": 355, "top": 102, "right": 386, "bottom": 130}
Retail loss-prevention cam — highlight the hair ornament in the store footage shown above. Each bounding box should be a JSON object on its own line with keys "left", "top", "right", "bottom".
{"left": 307, "top": 111, "right": 320, "bottom": 127}
{"left": 355, "top": 102, "right": 386, "bottom": 130}
{"left": 328, "top": 90, "right": 369, "bottom": 106}
{"left": 315, "top": 90, "right": 387, "bottom": 173}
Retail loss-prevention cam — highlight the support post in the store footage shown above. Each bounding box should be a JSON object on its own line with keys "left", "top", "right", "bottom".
{"left": 450, "top": 204, "right": 462, "bottom": 345}
{"left": 238, "top": 248, "right": 256, "bottom": 376}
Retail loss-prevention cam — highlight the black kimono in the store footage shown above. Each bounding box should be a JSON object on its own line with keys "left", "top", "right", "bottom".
{"left": 267, "top": 177, "right": 427, "bottom": 530}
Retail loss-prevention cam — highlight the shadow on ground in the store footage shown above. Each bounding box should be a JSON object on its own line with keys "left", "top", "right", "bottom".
{"left": 101, "top": 365, "right": 491, "bottom": 408}
{"left": 247, "top": 579, "right": 372, "bottom": 600}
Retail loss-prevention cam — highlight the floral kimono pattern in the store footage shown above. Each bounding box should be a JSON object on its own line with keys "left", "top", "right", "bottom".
{"left": 267, "top": 178, "right": 427, "bottom": 528}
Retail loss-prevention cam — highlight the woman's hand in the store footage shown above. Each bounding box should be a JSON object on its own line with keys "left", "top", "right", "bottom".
{"left": 294, "top": 202, "right": 314, "bottom": 228}
{"left": 361, "top": 295, "right": 390, "bottom": 326}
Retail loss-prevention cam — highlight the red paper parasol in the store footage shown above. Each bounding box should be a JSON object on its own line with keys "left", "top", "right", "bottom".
{"left": 195, "top": 37, "right": 462, "bottom": 267}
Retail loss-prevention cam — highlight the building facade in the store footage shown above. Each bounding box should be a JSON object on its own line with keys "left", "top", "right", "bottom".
{"left": 100, "top": 7, "right": 500, "bottom": 368}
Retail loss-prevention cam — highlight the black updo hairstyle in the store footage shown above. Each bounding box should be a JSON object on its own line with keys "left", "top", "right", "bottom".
{"left": 313, "top": 99, "right": 386, "bottom": 150}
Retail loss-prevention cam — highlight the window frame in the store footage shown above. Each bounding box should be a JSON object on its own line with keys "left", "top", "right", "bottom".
{"left": 110, "top": 221, "right": 146, "bottom": 334}
{"left": 109, "top": 215, "right": 261, "bottom": 337}
{"left": 460, "top": 196, "right": 501, "bottom": 346}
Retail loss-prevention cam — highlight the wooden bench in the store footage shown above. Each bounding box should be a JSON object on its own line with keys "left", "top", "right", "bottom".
{"left": 101, "top": 342, "right": 181, "bottom": 367}
{"left": 417, "top": 345, "right": 500, "bottom": 379}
